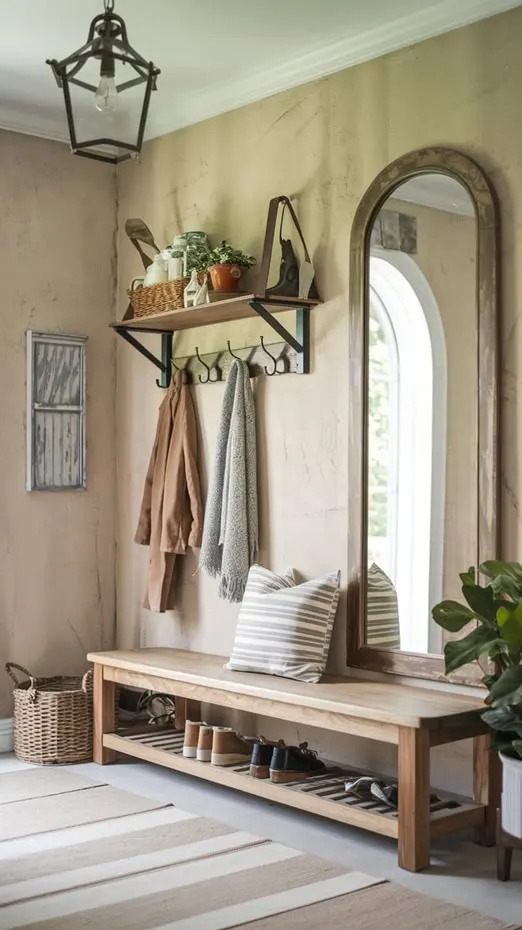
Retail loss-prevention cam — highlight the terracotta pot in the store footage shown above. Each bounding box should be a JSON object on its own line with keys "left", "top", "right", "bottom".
{"left": 209, "top": 263, "right": 243, "bottom": 291}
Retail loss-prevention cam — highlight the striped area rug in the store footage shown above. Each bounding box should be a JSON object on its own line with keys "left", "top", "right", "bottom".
{"left": 0, "top": 768, "right": 517, "bottom": 930}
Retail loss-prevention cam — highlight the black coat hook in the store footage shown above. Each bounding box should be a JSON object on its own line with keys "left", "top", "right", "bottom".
{"left": 260, "top": 336, "right": 288, "bottom": 376}
{"left": 195, "top": 347, "right": 221, "bottom": 384}
{"left": 171, "top": 357, "right": 192, "bottom": 384}
{"left": 227, "top": 340, "right": 242, "bottom": 361}
{"left": 195, "top": 347, "right": 210, "bottom": 384}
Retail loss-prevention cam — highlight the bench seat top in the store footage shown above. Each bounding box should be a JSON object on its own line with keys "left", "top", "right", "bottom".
{"left": 88, "top": 648, "right": 486, "bottom": 730}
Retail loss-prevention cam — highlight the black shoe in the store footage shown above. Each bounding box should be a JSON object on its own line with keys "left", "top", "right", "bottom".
{"left": 250, "top": 738, "right": 284, "bottom": 779}
{"left": 269, "top": 742, "right": 326, "bottom": 784}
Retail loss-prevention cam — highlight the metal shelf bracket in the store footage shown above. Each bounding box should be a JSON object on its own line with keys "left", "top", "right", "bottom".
{"left": 117, "top": 327, "right": 173, "bottom": 388}
{"left": 248, "top": 300, "right": 310, "bottom": 374}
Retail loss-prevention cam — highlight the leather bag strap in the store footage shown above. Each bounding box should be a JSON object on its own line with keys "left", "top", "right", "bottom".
{"left": 258, "top": 195, "right": 312, "bottom": 297}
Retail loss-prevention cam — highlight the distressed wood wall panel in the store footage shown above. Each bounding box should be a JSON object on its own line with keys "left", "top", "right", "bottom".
{"left": 34, "top": 342, "right": 82, "bottom": 406}
{"left": 33, "top": 411, "right": 82, "bottom": 489}
{"left": 27, "top": 332, "right": 86, "bottom": 491}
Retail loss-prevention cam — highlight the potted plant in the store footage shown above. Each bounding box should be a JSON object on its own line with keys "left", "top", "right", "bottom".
{"left": 205, "top": 240, "right": 256, "bottom": 292}
{"left": 432, "top": 561, "right": 522, "bottom": 837}
{"left": 184, "top": 241, "right": 212, "bottom": 276}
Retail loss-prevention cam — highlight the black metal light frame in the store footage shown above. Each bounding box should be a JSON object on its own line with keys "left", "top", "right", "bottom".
{"left": 47, "top": 0, "right": 160, "bottom": 164}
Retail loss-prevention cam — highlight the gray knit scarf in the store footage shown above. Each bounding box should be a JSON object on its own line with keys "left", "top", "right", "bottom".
{"left": 199, "top": 359, "right": 258, "bottom": 602}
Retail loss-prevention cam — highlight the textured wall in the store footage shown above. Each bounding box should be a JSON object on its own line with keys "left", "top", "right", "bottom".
{"left": 116, "top": 7, "right": 522, "bottom": 793}
{"left": 0, "top": 131, "right": 116, "bottom": 717}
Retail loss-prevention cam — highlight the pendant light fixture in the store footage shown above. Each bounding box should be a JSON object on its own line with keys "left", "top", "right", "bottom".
{"left": 47, "top": 0, "right": 160, "bottom": 164}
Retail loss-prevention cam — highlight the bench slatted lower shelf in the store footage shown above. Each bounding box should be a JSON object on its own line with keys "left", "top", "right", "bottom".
{"left": 89, "top": 648, "right": 499, "bottom": 872}
{"left": 104, "top": 727, "right": 485, "bottom": 842}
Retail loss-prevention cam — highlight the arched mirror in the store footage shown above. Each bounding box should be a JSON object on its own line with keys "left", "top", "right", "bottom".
{"left": 348, "top": 148, "right": 499, "bottom": 683}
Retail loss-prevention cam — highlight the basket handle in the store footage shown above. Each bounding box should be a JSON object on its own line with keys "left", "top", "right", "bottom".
{"left": 5, "top": 662, "right": 37, "bottom": 688}
{"left": 81, "top": 669, "right": 93, "bottom": 692}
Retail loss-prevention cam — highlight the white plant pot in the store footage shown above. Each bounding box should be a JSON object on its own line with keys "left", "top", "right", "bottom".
{"left": 500, "top": 751, "right": 522, "bottom": 838}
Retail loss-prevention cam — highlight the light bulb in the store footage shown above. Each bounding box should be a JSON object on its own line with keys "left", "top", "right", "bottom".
{"left": 94, "top": 75, "right": 118, "bottom": 114}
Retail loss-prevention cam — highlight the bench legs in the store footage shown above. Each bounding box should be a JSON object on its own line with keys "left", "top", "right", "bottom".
{"left": 93, "top": 664, "right": 116, "bottom": 765}
{"left": 398, "top": 727, "right": 431, "bottom": 872}
{"left": 473, "top": 733, "right": 501, "bottom": 846}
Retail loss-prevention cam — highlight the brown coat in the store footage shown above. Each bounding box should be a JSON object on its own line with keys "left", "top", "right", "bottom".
{"left": 135, "top": 372, "right": 203, "bottom": 612}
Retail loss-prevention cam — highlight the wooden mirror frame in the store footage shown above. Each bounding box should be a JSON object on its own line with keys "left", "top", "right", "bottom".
{"left": 347, "top": 147, "right": 500, "bottom": 684}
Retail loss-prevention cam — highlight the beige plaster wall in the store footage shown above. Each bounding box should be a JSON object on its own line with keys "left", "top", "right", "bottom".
{"left": 0, "top": 131, "right": 116, "bottom": 718}
{"left": 116, "top": 7, "right": 522, "bottom": 793}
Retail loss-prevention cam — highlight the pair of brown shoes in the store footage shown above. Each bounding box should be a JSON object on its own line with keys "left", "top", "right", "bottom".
{"left": 183, "top": 721, "right": 253, "bottom": 766}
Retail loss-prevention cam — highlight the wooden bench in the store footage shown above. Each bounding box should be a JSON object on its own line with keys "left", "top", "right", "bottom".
{"left": 87, "top": 648, "right": 499, "bottom": 872}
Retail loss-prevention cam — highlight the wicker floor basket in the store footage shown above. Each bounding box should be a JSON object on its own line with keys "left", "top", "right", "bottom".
{"left": 6, "top": 662, "right": 93, "bottom": 765}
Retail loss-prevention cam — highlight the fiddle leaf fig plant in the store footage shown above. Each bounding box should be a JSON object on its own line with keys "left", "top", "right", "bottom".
{"left": 207, "top": 240, "right": 256, "bottom": 269}
{"left": 432, "top": 561, "right": 522, "bottom": 758}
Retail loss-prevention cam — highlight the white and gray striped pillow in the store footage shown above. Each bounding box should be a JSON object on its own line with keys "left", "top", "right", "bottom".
{"left": 366, "top": 563, "right": 401, "bottom": 648}
{"left": 226, "top": 564, "right": 340, "bottom": 683}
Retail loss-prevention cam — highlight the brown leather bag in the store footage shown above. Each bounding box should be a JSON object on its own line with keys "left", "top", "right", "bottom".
{"left": 260, "top": 196, "right": 319, "bottom": 300}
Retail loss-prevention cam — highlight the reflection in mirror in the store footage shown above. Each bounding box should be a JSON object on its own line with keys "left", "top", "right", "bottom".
{"left": 365, "top": 174, "right": 477, "bottom": 656}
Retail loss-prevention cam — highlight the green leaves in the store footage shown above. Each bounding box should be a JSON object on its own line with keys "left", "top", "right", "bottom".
{"left": 491, "top": 574, "right": 521, "bottom": 602}
{"left": 433, "top": 561, "right": 522, "bottom": 757}
{"left": 461, "top": 584, "right": 502, "bottom": 626}
{"left": 488, "top": 665, "right": 522, "bottom": 706}
{"left": 432, "top": 601, "right": 475, "bottom": 632}
{"left": 459, "top": 567, "right": 476, "bottom": 587}
{"left": 444, "top": 626, "right": 500, "bottom": 674}
{"left": 480, "top": 562, "right": 522, "bottom": 601}
{"left": 496, "top": 602, "right": 522, "bottom": 652}
{"left": 207, "top": 240, "right": 256, "bottom": 269}
{"left": 489, "top": 733, "right": 519, "bottom": 754}
{"left": 480, "top": 561, "right": 522, "bottom": 585}
{"left": 482, "top": 705, "right": 522, "bottom": 735}
{"left": 483, "top": 660, "right": 522, "bottom": 759}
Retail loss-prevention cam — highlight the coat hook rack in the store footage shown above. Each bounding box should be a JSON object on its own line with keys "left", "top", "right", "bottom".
{"left": 171, "top": 339, "right": 295, "bottom": 383}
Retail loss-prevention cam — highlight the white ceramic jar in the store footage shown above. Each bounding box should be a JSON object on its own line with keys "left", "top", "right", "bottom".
{"left": 143, "top": 254, "right": 168, "bottom": 287}
{"left": 168, "top": 255, "right": 184, "bottom": 280}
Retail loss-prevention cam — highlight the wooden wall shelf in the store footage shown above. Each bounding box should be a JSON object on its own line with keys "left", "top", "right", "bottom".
{"left": 112, "top": 293, "right": 318, "bottom": 386}
{"left": 112, "top": 294, "right": 318, "bottom": 334}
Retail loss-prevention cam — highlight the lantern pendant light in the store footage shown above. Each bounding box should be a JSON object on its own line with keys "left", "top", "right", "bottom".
{"left": 47, "top": 0, "right": 160, "bottom": 164}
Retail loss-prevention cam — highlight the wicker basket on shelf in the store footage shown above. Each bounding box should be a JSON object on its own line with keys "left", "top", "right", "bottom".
{"left": 6, "top": 662, "right": 93, "bottom": 765}
{"left": 128, "top": 279, "right": 189, "bottom": 318}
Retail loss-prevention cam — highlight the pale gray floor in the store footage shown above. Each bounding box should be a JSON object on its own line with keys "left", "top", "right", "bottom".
{"left": 1, "top": 753, "right": 521, "bottom": 925}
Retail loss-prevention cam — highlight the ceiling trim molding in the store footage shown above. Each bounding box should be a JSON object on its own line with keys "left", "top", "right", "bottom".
{"left": 0, "top": 114, "right": 68, "bottom": 146}
{"left": 0, "top": 0, "right": 518, "bottom": 146}
{"left": 146, "top": 0, "right": 520, "bottom": 139}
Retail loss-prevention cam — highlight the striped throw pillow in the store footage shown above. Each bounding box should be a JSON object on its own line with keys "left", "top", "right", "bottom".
{"left": 366, "top": 563, "right": 401, "bottom": 648}
{"left": 226, "top": 564, "right": 340, "bottom": 683}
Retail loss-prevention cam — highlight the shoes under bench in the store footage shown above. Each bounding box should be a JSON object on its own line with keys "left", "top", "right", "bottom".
{"left": 183, "top": 721, "right": 326, "bottom": 784}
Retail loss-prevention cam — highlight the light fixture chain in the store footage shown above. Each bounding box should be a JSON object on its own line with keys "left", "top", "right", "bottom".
{"left": 104, "top": 0, "right": 115, "bottom": 11}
